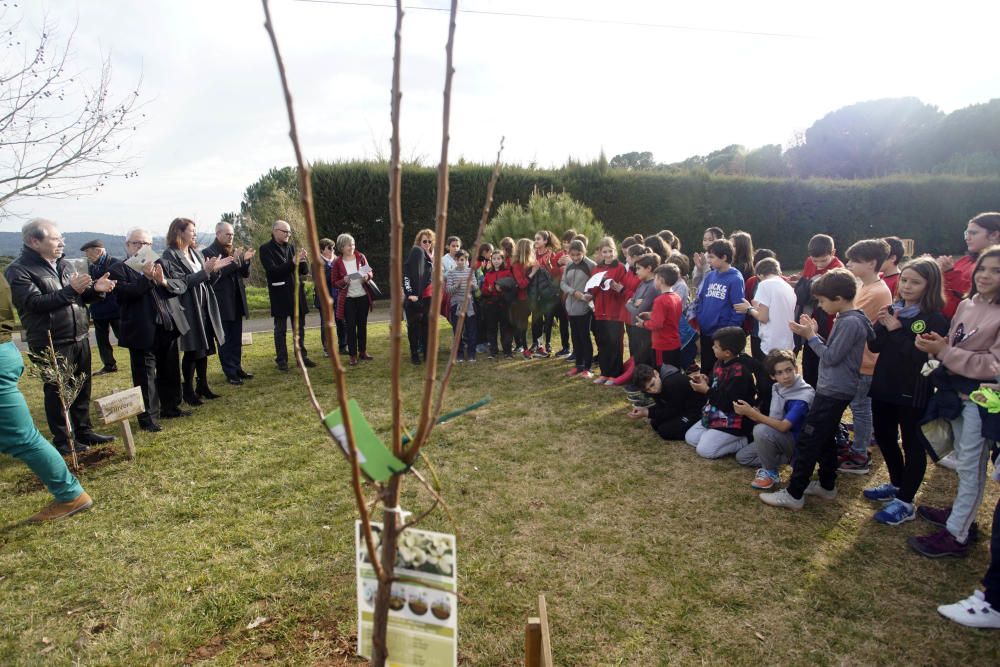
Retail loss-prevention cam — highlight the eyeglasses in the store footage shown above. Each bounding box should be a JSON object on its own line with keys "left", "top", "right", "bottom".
{"left": 127, "top": 240, "right": 152, "bottom": 247}
{"left": 275, "top": 229, "right": 292, "bottom": 235}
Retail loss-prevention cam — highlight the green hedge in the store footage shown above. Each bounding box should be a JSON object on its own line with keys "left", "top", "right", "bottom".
{"left": 307, "top": 161, "right": 1000, "bottom": 284}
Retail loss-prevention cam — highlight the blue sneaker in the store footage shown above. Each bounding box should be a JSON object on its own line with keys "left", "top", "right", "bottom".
{"left": 862, "top": 483, "right": 898, "bottom": 502}
{"left": 874, "top": 499, "right": 915, "bottom": 526}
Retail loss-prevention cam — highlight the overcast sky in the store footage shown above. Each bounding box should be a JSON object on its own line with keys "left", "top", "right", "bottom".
{"left": 5, "top": 0, "right": 999, "bottom": 235}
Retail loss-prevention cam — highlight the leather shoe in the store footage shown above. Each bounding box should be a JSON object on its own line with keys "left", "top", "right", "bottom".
{"left": 28, "top": 492, "right": 93, "bottom": 523}
{"left": 161, "top": 408, "right": 192, "bottom": 419}
{"left": 139, "top": 422, "right": 163, "bottom": 433}
{"left": 77, "top": 431, "right": 114, "bottom": 445}
{"left": 237, "top": 369, "right": 254, "bottom": 379}
{"left": 277, "top": 362, "right": 289, "bottom": 372}
{"left": 93, "top": 366, "right": 118, "bottom": 376}
{"left": 303, "top": 357, "right": 317, "bottom": 368}
{"left": 359, "top": 352, "right": 374, "bottom": 361}
{"left": 227, "top": 376, "right": 243, "bottom": 385}
{"left": 56, "top": 443, "right": 90, "bottom": 456}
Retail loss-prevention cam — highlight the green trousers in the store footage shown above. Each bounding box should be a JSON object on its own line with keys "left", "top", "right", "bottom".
{"left": 0, "top": 341, "right": 83, "bottom": 503}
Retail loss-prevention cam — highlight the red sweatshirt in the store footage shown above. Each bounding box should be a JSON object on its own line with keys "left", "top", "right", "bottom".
{"left": 481, "top": 267, "right": 512, "bottom": 302}
{"left": 643, "top": 291, "right": 682, "bottom": 351}
{"left": 510, "top": 262, "right": 531, "bottom": 301}
{"left": 588, "top": 261, "right": 628, "bottom": 321}
{"left": 943, "top": 254, "right": 975, "bottom": 319}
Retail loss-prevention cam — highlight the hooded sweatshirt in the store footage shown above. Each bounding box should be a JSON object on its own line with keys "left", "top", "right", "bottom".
{"left": 560, "top": 258, "right": 596, "bottom": 317}
{"left": 768, "top": 376, "right": 815, "bottom": 441}
{"left": 693, "top": 266, "right": 745, "bottom": 335}
{"left": 807, "top": 308, "right": 876, "bottom": 400}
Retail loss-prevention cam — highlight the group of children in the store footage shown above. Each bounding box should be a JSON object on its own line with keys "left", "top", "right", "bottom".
{"left": 434, "top": 213, "right": 1000, "bottom": 629}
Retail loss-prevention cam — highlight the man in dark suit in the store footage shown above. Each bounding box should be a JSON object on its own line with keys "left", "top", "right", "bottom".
{"left": 109, "top": 228, "right": 191, "bottom": 431}
{"left": 81, "top": 239, "right": 121, "bottom": 375}
{"left": 4, "top": 219, "right": 116, "bottom": 454}
{"left": 258, "top": 220, "right": 316, "bottom": 371}
{"left": 204, "top": 221, "right": 254, "bottom": 385}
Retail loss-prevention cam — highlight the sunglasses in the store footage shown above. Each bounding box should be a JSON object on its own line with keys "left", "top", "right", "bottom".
{"left": 421, "top": 239, "right": 433, "bottom": 245}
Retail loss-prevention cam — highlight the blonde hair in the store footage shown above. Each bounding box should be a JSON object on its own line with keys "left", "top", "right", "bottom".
{"left": 513, "top": 238, "right": 536, "bottom": 266}
{"left": 597, "top": 236, "right": 617, "bottom": 251}
{"left": 413, "top": 228, "right": 435, "bottom": 247}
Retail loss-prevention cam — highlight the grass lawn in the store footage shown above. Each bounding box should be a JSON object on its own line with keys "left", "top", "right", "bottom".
{"left": 1, "top": 321, "right": 997, "bottom": 665}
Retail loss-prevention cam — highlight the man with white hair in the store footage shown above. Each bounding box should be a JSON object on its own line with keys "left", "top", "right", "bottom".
{"left": 108, "top": 228, "right": 191, "bottom": 430}
{"left": 203, "top": 221, "right": 255, "bottom": 384}
{"left": 4, "top": 218, "right": 117, "bottom": 454}
{"left": 259, "top": 220, "right": 315, "bottom": 371}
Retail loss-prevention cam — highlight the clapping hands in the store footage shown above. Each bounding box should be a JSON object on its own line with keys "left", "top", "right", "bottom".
{"left": 789, "top": 314, "right": 818, "bottom": 339}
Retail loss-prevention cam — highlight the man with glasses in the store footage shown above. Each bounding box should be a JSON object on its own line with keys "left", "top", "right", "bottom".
{"left": 259, "top": 220, "right": 316, "bottom": 371}
{"left": 203, "top": 221, "right": 255, "bottom": 384}
{"left": 4, "top": 218, "right": 117, "bottom": 453}
{"left": 80, "top": 239, "right": 121, "bottom": 375}
{"left": 109, "top": 228, "right": 192, "bottom": 430}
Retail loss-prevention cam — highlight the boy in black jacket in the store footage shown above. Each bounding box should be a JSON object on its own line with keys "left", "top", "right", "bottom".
{"left": 629, "top": 363, "right": 704, "bottom": 441}
{"left": 683, "top": 327, "right": 758, "bottom": 458}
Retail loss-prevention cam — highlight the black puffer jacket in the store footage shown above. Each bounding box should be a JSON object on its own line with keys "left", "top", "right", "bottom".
{"left": 4, "top": 246, "right": 103, "bottom": 348}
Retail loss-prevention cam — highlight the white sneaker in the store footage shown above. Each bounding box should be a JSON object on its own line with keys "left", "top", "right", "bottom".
{"left": 937, "top": 452, "right": 958, "bottom": 471}
{"left": 759, "top": 489, "right": 804, "bottom": 510}
{"left": 803, "top": 480, "right": 837, "bottom": 500}
{"left": 938, "top": 590, "right": 1000, "bottom": 629}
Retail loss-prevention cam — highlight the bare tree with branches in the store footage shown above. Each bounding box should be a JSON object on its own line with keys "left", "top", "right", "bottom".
{"left": 0, "top": 9, "right": 142, "bottom": 215}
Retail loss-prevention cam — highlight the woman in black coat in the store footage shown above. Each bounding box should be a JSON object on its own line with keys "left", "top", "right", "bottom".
{"left": 403, "top": 228, "right": 435, "bottom": 364}
{"left": 161, "top": 218, "right": 233, "bottom": 405}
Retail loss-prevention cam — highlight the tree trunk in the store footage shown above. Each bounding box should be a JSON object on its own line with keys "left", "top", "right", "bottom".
{"left": 370, "top": 475, "right": 402, "bottom": 666}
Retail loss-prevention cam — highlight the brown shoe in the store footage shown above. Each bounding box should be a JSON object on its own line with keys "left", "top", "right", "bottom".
{"left": 28, "top": 492, "right": 94, "bottom": 523}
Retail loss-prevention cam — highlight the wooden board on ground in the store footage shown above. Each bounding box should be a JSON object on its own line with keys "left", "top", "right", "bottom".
{"left": 241, "top": 331, "right": 253, "bottom": 345}
{"left": 92, "top": 386, "right": 144, "bottom": 460}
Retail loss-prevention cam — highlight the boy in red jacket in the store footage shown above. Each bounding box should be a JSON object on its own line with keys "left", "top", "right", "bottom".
{"left": 587, "top": 237, "right": 628, "bottom": 383}
{"left": 639, "top": 263, "right": 683, "bottom": 368}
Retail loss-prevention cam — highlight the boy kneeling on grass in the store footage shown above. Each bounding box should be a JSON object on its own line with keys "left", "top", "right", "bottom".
{"left": 760, "top": 268, "right": 875, "bottom": 509}
{"left": 731, "top": 350, "right": 815, "bottom": 490}
{"left": 684, "top": 326, "right": 758, "bottom": 459}
{"left": 628, "top": 363, "right": 704, "bottom": 441}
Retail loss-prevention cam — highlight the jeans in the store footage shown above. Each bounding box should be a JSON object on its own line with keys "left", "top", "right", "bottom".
{"left": 570, "top": 313, "right": 593, "bottom": 371}
{"left": 28, "top": 338, "right": 94, "bottom": 448}
{"left": 946, "top": 399, "right": 990, "bottom": 543}
{"left": 0, "top": 342, "right": 83, "bottom": 502}
{"left": 684, "top": 422, "right": 748, "bottom": 459}
{"left": 93, "top": 317, "right": 120, "bottom": 369}
{"left": 786, "top": 394, "right": 852, "bottom": 499}
{"left": 449, "top": 309, "right": 478, "bottom": 359}
{"left": 848, "top": 374, "right": 873, "bottom": 455}
{"left": 273, "top": 311, "right": 308, "bottom": 366}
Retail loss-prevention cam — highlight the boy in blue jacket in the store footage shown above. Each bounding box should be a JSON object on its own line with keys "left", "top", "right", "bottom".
{"left": 693, "top": 238, "right": 745, "bottom": 373}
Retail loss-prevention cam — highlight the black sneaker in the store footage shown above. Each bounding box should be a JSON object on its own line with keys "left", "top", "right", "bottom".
{"left": 303, "top": 358, "right": 317, "bottom": 368}
{"left": 555, "top": 348, "right": 571, "bottom": 357}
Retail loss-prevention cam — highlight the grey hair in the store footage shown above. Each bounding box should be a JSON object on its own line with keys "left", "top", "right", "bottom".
{"left": 336, "top": 233, "right": 355, "bottom": 252}
{"left": 22, "top": 218, "right": 56, "bottom": 244}
{"left": 125, "top": 227, "right": 151, "bottom": 240}
{"left": 272, "top": 219, "right": 290, "bottom": 230}
{"left": 216, "top": 221, "right": 234, "bottom": 233}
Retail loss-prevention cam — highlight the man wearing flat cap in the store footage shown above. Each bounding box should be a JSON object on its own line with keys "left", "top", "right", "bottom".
{"left": 81, "top": 239, "right": 120, "bottom": 375}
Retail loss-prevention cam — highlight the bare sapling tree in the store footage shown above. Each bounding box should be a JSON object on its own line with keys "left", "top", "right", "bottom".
{"left": 0, "top": 8, "right": 142, "bottom": 215}
{"left": 26, "top": 332, "right": 87, "bottom": 471}
{"left": 261, "top": 0, "right": 504, "bottom": 664}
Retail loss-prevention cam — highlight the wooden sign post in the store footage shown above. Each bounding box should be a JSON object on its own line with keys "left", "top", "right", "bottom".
{"left": 525, "top": 595, "right": 553, "bottom": 667}
{"left": 92, "top": 386, "right": 145, "bottom": 460}
{"left": 241, "top": 331, "right": 253, "bottom": 345}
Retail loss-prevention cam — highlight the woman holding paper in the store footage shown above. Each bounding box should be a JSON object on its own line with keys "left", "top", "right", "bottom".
{"left": 162, "top": 217, "right": 233, "bottom": 405}
{"left": 331, "top": 233, "right": 375, "bottom": 366}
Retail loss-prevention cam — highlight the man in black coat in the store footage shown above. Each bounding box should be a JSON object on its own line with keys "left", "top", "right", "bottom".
{"left": 109, "top": 228, "right": 192, "bottom": 430}
{"left": 258, "top": 220, "right": 315, "bottom": 371}
{"left": 204, "top": 221, "right": 254, "bottom": 384}
{"left": 4, "top": 219, "right": 116, "bottom": 454}
{"left": 81, "top": 239, "right": 121, "bottom": 375}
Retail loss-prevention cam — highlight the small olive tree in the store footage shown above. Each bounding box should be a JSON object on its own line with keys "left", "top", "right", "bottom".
{"left": 485, "top": 189, "right": 607, "bottom": 248}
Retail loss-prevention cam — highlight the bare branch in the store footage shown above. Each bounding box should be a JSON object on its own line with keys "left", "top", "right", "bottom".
{"left": 260, "top": 0, "right": 384, "bottom": 583}
{"left": 388, "top": 0, "right": 405, "bottom": 459}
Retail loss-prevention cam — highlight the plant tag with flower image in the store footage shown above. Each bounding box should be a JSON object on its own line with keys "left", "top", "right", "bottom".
{"left": 356, "top": 521, "right": 457, "bottom": 666}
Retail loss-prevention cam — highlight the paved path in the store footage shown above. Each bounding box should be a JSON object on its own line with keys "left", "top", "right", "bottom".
{"left": 12, "top": 301, "right": 395, "bottom": 352}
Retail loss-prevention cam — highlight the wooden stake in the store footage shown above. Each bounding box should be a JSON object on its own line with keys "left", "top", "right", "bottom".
{"left": 525, "top": 617, "right": 541, "bottom": 667}
{"left": 120, "top": 420, "right": 135, "bottom": 460}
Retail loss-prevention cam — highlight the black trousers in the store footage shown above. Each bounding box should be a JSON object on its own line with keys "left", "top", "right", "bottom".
{"left": 273, "top": 311, "right": 308, "bottom": 366}
{"left": 983, "top": 498, "right": 1000, "bottom": 608}
{"left": 510, "top": 299, "right": 530, "bottom": 349}
{"left": 787, "top": 394, "right": 852, "bottom": 499}
{"left": 570, "top": 312, "right": 594, "bottom": 370}
{"left": 405, "top": 297, "right": 430, "bottom": 360}
{"left": 344, "top": 295, "right": 369, "bottom": 356}
{"left": 156, "top": 337, "right": 182, "bottom": 413}
{"left": 31, "top": 339, "right": 93, "bottom": 447}
{"left": 626, "top": 324, "right": 654, "bottom": 368}
{"left": 699, "top": 333, "right": 717, "bottom": 375}
{"left": 531, "top": 303, "right": 554, "bottom": 349}
{"left": 801, "top": 344, "right": 820, "bottom": 388}
{"left": 318, "top": 305, "right": 346, "bottom": 352}
{"left": 871, "top": 399, "right": 927, "bottom": 504}
{"left": 554, "top": 300, "right": 569, "bottom": 351}
{"left": 93, "top": 317, "right": 120, "bottom": 369}
{"left": 482, "top": 300, "right": 512, "bottom": 355}
{"left": 595, "top": 320, "right": 624, "bottom": 377}
{"left": 218, "top": 318, "right": 243, "bottom": 379}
